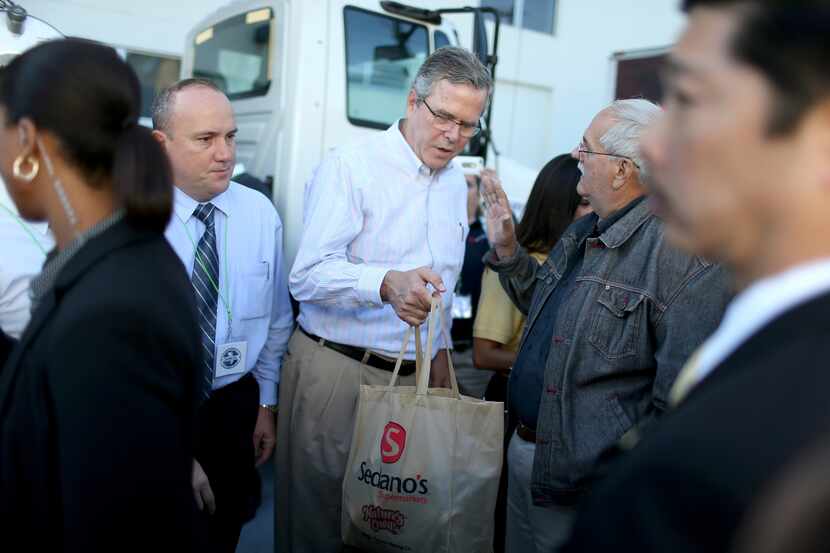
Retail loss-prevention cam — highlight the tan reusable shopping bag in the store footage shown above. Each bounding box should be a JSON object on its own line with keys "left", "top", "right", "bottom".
{"left": 342, "top": 297, "right": 504, "bottom": 552}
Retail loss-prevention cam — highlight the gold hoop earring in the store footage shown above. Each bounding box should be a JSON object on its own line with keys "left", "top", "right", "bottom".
{"left": 13, "top": 154, "right": 39, "bottom": 182}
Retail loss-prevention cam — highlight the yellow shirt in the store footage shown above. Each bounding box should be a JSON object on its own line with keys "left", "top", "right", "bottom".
{"left": 473, "top": 252, "right": 547, "bottom": 352}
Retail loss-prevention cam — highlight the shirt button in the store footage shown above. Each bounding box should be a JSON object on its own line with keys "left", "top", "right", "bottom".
{"left": 545, "top": 277, "right": 553, "bottom": 285}
{"left": 605, "top": 285, "right": 611, "bottom": 290}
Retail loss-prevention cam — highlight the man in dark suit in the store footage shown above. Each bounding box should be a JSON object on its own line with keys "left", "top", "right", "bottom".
{"left": 564, "top": 1, "right": 830, "bottom": 552}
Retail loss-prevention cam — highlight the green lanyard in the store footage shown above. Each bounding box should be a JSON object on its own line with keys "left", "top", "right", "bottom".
{"left": 0, "top": 201, "right": 48, "bottom": 255}
{"left": 175, "top": 209, "right": 233, "bottom": 341}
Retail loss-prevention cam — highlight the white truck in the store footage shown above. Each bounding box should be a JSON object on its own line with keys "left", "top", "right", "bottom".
{"left": 181, "top": 0, "right": 536, "bottom": 269}
{"left": 0, "top": 1, "right": 62, "bottom": 65}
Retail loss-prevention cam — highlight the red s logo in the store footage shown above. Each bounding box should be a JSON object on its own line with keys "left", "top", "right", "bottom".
{"left": 380, "top": 422, "right": 406, "bottom": 464}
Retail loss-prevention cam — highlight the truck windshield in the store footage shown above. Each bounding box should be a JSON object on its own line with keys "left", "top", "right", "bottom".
{"left": 192, "top": 8, "right": 274, "bottom": 100}
{"left": 344, "top": 7, "right": 429, "bottom": 129}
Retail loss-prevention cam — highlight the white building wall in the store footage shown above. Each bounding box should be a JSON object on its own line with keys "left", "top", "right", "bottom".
{"left": 547, "top": 1, "right": 685, "bottom": 156}
{"left": 487, "top": 0, "right": 686, "bottom": 169}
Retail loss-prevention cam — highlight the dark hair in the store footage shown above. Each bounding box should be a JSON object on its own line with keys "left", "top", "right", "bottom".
{"left": 0, "top": 38, "right": 173, "bottom": 231}
{"left": 682, "top": 0, "right": 830, "bottom": 135}
{"left": 515, "top": 154, "right": 583, "bottom": 253}
{"left": 151, "top": 78, "right": 223, "bottom": 133}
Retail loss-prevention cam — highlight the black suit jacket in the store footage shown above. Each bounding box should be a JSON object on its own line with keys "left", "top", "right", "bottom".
{"left": 564, "top": 290, "right": 830, "bottom": 553}
{"left": 0, "top": 219, "right": 202, "bottom": 552}
{"left": 0, "top": 328, "right": 13, "bottom": 367}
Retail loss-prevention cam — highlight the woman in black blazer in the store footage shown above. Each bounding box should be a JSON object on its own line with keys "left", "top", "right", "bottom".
{"left": 0, "top": 40, "right": 202, "bottom": 551}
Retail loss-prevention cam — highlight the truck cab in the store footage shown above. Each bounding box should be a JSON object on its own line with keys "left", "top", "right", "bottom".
{"left": 0, "top": 4, "right": 62, "bottom": 66}
{"left": 181, "top": 1, "right": 522, "bottom": 268}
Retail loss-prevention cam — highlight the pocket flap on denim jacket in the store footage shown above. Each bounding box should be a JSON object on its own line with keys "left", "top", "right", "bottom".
{"left": 596, "top": 287, "right": 645, "bottom": 318}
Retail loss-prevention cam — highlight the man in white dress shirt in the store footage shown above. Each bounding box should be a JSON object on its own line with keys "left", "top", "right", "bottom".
{"left": 0, "top": 180, "right": 52, "bottom": 339}
{"left": 277, "top": 47, "right": 492, "bottom": 552}
{"left": 153, "top": 79, "right": 293, "bottom": 553}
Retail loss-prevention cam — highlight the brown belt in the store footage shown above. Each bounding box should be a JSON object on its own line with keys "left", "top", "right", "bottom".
{"left": 516, "top": 421, "right": 537, "bottom": 443}
{"left": 300, "top": 327, "right": 417, "bottom": 376}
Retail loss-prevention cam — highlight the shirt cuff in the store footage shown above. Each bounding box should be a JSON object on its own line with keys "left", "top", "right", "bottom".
{"left": 484, "top": 247, "right": 525, "bottom": 272}
{"left": 439, "top": 334, "right": 453, "bottom": 351}
{"left": 258, "top": 380, "right": 277, "bottom": 405}
{"left": 356, "top": 265, "right": 388, "bottom": 306}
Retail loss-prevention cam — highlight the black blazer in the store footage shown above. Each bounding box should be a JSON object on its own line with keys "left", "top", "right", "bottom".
{"left": 0, "top": 219, "right": 202, "bottom": 552}
{"left": 0, "top": 328, "right": 13, "bottom": 367}
{"left": 564, "top": 291, "right": 830, "bottom": 553}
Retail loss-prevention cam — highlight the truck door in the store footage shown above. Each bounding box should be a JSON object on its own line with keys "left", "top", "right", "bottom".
{"left": 322, "top": 2, "right": 439, "bottom": 153}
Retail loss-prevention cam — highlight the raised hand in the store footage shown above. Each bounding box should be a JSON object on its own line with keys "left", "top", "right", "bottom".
{"left": 480, "top": 169, "right": 517, "bottom": 259}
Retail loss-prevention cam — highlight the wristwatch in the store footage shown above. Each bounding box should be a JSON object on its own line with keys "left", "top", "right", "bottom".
{"left": 260, "top": 403, "right": 278, "bottom": 414}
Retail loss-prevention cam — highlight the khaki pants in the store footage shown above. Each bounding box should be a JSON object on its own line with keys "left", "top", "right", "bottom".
{"left": 506, "top": 431, "right": 576, "bottom": 553}
{"left": 276, "top": 329, "right": 415, "bottom": 553}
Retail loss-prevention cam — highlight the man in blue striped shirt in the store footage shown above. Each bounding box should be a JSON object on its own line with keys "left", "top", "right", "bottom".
{"left": 154, "top": 78, "right": 293, "bottom": 553}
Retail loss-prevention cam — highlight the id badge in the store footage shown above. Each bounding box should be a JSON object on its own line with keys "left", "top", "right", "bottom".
{"left": 215, "top": 341, "right": 248, "bottom": 378}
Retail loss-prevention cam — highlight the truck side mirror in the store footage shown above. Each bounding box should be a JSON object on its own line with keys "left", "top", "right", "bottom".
{"left": 6, "top": 5, "right": 27, "bottom": 36}
{"left": 472, "top": 11, "right": 489, "bottom": 66}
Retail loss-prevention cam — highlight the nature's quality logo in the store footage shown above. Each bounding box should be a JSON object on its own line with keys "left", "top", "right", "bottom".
{"left": 380, "top": 421, "right": 406, "bottom": 464}
{"left": 362, "top": 504, "right": 406, "bottom": 534}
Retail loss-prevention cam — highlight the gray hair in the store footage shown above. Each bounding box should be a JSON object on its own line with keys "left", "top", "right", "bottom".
{"left": 412, "top": 46, "right": 492, "bottom": 103}
{"left": 599, "top": 99, "right": 662, "bottom": 182}
{"left": 151, "top": 78, "right": 223, "bottom": 134}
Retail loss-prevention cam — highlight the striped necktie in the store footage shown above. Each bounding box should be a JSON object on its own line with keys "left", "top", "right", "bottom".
{"left": 192, "top": 203, "right": 219, "bottom": 401}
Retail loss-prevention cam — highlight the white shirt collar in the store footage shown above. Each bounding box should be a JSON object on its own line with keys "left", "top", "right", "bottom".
{"left": 0, "top": 183, "right": 50, "bottom": 235}
{"left": 691, "top": 257, "right": 830, "bottom": 387}
{"left": 389, "top": 119, "right": 455, "bottom": 178}
{"left": 173, "top": 183, "right": 234, "bottom": 222}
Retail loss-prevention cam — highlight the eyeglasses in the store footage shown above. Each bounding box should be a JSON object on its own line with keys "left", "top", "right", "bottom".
{"left": 420, "top": 97, "right": 481, "bottom": 138}
{"left": 577, "top": 146, "right": 640, "bottom": 169}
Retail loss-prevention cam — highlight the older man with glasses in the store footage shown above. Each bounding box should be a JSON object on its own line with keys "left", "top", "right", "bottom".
{"left": 481, "top": 98, "right": 731, "bottom": 553}
{"left": 564, "top": 2, "right": 830, "bottom": 552}
{"left": 278, "top": 46, "right": 491, "bottom": 553}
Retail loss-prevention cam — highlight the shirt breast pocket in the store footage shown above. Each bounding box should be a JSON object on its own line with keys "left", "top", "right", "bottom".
{"left": 238, "top": 262, "right": 272, "bottom": 321}
{"left": 588, "top": 286, "right": 645, "bottom": 360}
{"left": 452, "top": 220, "right": 468, "bottom": 269}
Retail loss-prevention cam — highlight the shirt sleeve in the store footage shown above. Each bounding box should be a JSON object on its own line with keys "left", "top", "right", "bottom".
{"left": 0, "top": 247, "right": 36, "bottom": 339}
{"left": 482, "top": 246, "right": 541, "bottom": 316}
{"left": 252, "top": 213, "right": 295, "bottom": 405}
{"left": 289, "top": 153, "right": 389, "bottom": 308}
{"left": 473, "top": 268, "right": 523, "bottom": 346}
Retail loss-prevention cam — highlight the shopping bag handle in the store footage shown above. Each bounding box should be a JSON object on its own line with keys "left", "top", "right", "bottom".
{"left": 388, "top": 325, "right": 421, "bottom": 389}
{"left": 416, "top": 296, "right": 460, "bottom": 397}
{"left": 387, "top": 297, "right": 460, "bottom": 398}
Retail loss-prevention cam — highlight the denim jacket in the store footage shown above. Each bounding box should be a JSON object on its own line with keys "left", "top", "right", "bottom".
{"left": 486, "top": 198, "right": 731, "bottom": 505}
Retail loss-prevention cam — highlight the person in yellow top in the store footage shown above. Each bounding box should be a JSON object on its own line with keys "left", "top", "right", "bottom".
{"left": 473, "top": 154, "right": 592, "bottom": 402}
